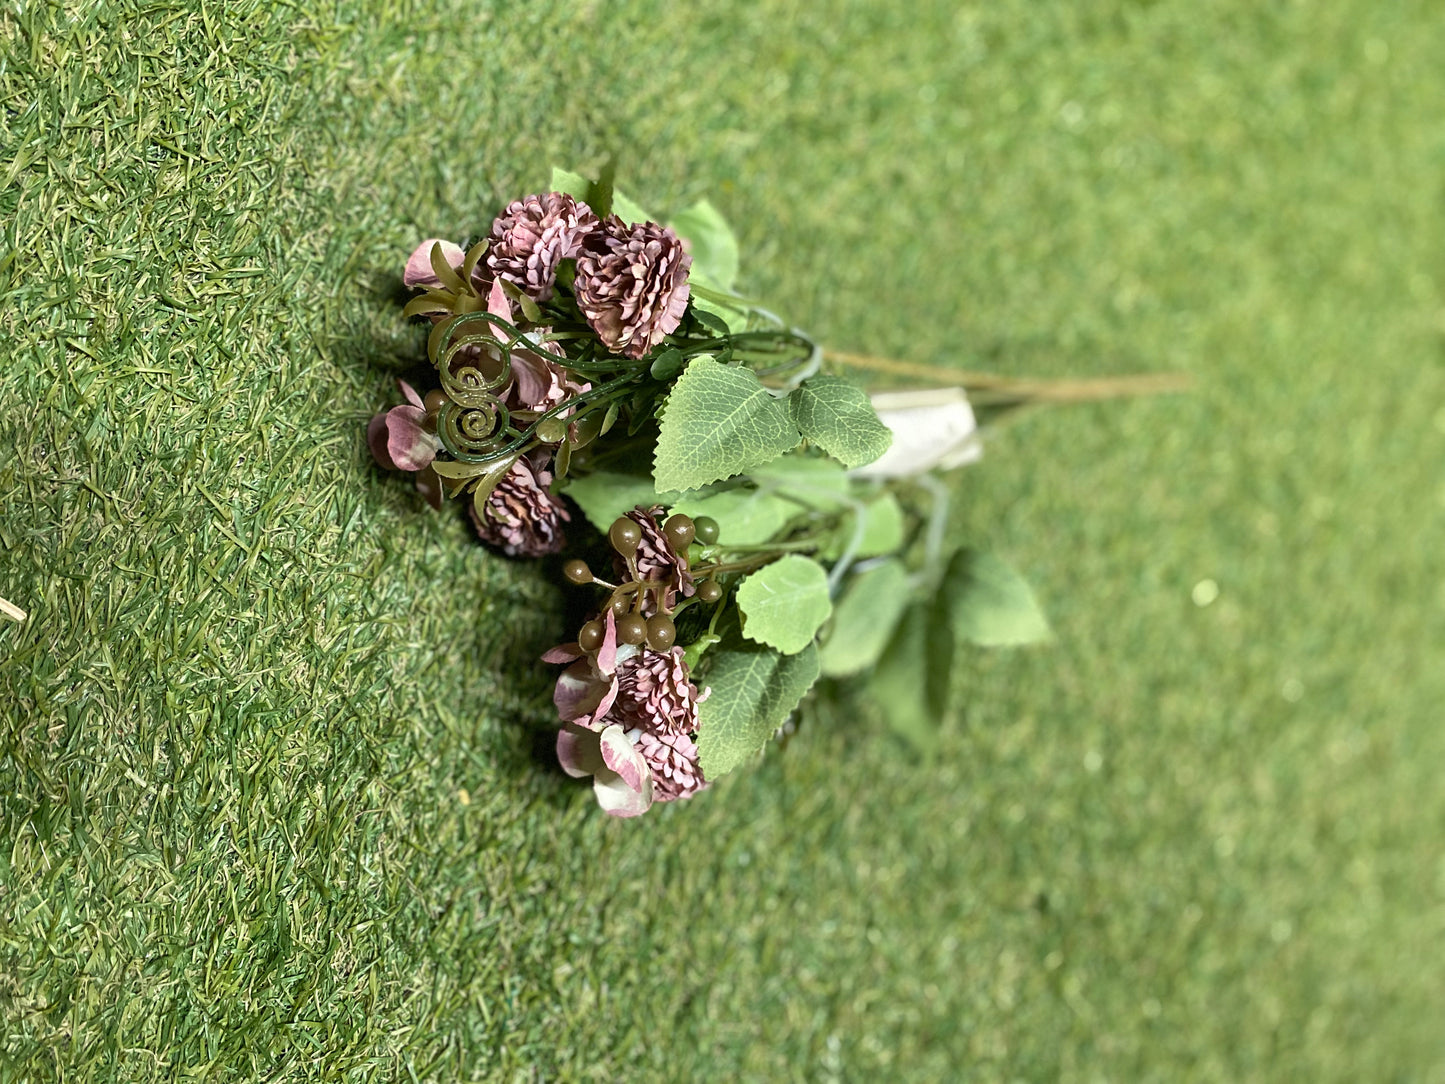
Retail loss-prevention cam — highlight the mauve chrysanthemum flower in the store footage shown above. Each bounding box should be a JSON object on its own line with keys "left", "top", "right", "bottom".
{"left": 613, "top": 644, "right": 707, "bottom": 738}
{"left": 486, "top": 192, "right": 599, "bottom": 302}
{"left": 575, "top": 216, "right": 691, "bottom": 359}
{"left": 614, "top": 505, "right": 694, "bottom": 614}
{"left": 468, "top": 451, "right": 570, "bottom": 557}
{"left": 635, "top": 729, "right": 706, "bottom": 803}
{"left": 544, "top": 612, "right": 709, "bottom": 816}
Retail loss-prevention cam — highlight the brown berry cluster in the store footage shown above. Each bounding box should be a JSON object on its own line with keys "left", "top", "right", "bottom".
{"left": 561, "top": 508, "right": 723, "bottom": 652}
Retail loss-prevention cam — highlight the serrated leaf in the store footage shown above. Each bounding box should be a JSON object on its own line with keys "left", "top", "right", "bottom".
{"left": 867, "top": 602, "right": 952, "bottom": 755}
{"left": 736, "top": 555, "right": 832, "bottom": 654}
{"left": 697, "top": 642, "right": 819, "bottom": 779}
{"left": 668, "top": 199, "right": 740, "bottom": 292}
{"left": 943, "top": 550, "right": 1052, "bottom": 647}
{"left": 818, "top": 559, "right": 910, "bottom": 676}
{"left": 653, "top": 356, "right": 800, "bottom": 492}
{"left": 788, "top": 375, "right": 893, "bottom": 469}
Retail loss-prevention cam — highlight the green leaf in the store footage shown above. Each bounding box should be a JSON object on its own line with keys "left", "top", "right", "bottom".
{"left": 550, "top": 167, "right": 591, "bottom": 200}
{"left": 611, "top": 189, "right": 652, "bottom": 225}
{"left": 867, "top": 602, "right": 953, "bottom": 754}
{"left": 943, "top": 550, "right": 1052, "bottom": 647}
{"left": 818, "top": 558, "right": 910, "bottom": 677}
{"left": 788, "top": 376, "right": 894, "bottom": 469}
{"left": 588, "top": 160, "right": 615, "bottom": 218}
{"left": 673, "top": 486, "right": 800, "bottom": 546}
{"left": 649, "top": 347, "right": 685, "bottom": 380}
{"left": 562, "top": 471, "right": 677, "bottom": 532}
{"left": 818, "top": 491, "right": 906, "bottom": 561}
{"left": 751, "top": 455, "right": 850, "bottom": 511}
{"left": 653, "top": 355, "right": 801, "bottom": 492}
{"left": 735, "top": 555, "right": 832, "bottom": 654}
{"left": 668, "top": 199, "right": 740, "bottom": 292}
{"left": 697, "top": 642, "right": 820, "bottom": 779}
{"left": 691, "top": 294, "right": 749, "bottom": 334}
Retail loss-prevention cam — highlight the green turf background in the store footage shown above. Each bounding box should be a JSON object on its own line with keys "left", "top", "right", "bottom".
{"left": 3, "top": 1, "right": 1443, "bottom": 1079}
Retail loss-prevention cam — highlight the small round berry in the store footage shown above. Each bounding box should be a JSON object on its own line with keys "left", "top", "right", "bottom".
{"left": 423, "top": 389, "right": 448, "bottom": 415}
{"left": 696, "top": 579, "right": 723, "bottom": 603}
{"left": 693, "top": 516, "right": 720, "bottom": 545}
{"left": 536, "top": 417, "right": 567, "bottom": 444}
{"left": 609, "top": 517, "right": 642, "bottom": 555}
{"left": 577, "top": 620, "right": 605, "bottom": 652}
{"left": 616, "top": 613, "right": 647, "bottom": 646}
{"left": 562, "top": 559, "right": 593, "bottom": 585}
{"left": 663, "top": 513, "right": 695, "bottom": 550}
{"left": 645, "top": 614, "right": 676, "bottom": 651}
{"left": 608, "top": 594, "right": 631, "bottom": 617}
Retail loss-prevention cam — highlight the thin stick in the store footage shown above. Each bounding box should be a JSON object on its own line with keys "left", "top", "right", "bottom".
{"left": 826, "top": 350, "right": 1193, "bottom": 401}
{"left": 1, "top": 596, "right": 27, "bottom": 623}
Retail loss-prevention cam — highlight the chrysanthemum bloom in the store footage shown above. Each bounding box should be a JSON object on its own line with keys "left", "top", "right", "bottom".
{"left": 635, "top": 729, "right": 706, "bottom": 802}
{"left": 574, "top": 217, "right": 692, "bottom": 359}
{"left": 468, "top": 451, "right": 570, "bottom": 557}
{"left": 614, "top": 505, "right": 694, "bottom": 614}
{"left": 486, "top": 192, "right": 599, "bottom": 302}
{"left": 544, "top": 612, "right": 708, "bottom": 816}
{"left": 367, "top": 379, "right": 443, "bottom": 509}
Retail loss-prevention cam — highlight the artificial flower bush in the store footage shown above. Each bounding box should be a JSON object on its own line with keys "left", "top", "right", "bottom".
{"left": 369, "top": 167, "right": 1065, "bottom": 816}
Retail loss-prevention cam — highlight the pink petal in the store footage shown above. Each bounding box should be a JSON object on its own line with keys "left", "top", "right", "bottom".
{"left": 594, "top": 771, "right": 652, "bottom": 817}
{"left": 367, "top": 412, "right": 396, "bottom": 470}
{"left": 596, "top": 610, "right": 618, "bottom": 675}
{"left": 556, "top": 724, "right": 603, "bottom": 779}
{"left": 404, "top": 239, "right": 465, "bottom": 290}
{"left": 487, "top": 278, "right": 512, "bottom": 321}
{"left": 553, "top": 661, "right": 603, "bottom": 722}
{"left": 385, "top": 405, "right": 437, "bottom": 472}
{"left": 508, "top": 352, "right": 558, "bottom": 411}
{"left": 541, "top": 644, "right": 583, "bottom": 665}
{"left": 398, "top": 379, "right": 425, "bottom": 409}
{"left": 598, "top": 726, "right": 647, "bottom": 792}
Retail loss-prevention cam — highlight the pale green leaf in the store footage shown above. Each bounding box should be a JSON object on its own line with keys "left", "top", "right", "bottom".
{"left": 818, "top": 491, "right": 907, "bottom": 561}
{"left": 549, "top": 167, "right": 591, "bottom": 200}
{"left": 751, "top": 455, "right": 850, "bottom": 511}
{"left": 668, "top": 199, "right": 740, "bottom": 292}
{"left": 867, "top": 602, "right": 953, "bottom": 754}
{"left": 691, "top": 294, "right": 749, "bottom": 334}
{"left": 653, "top": 356, "right": 801, "bottom": 492}
{"left": 697, "top": 642, "right": 820, "bottom": 778}
{"left": 611, "top": 189, "right": 652, "bottom": 225}
{"left": 943, "top": 550, "right": 1052, "bottom": 647}
{"left": 561, "top": 471, "right": 677, "bottom": 532}
{"left": 788, "top": 375, "right": 894, "bottom": 469}
{"left": 818, "top": 559, "right": 910, "bottom": 676}
{"left": 563, "top": 470, "right": 804, "bottom": 545}
{"left": 735, "top": 555, "right": 832, "bottom": 654}
{"left": 673, "top": 486, "right": 801, "bottom": 546}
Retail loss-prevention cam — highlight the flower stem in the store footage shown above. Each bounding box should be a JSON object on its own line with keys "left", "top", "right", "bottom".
{"left": 826, "top": 350, "right": 1192, "bottom": 401}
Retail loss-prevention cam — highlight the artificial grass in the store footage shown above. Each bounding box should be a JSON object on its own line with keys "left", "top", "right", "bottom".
{"left": 2, "top": 0, "right": 1443, "bottom": 1079}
